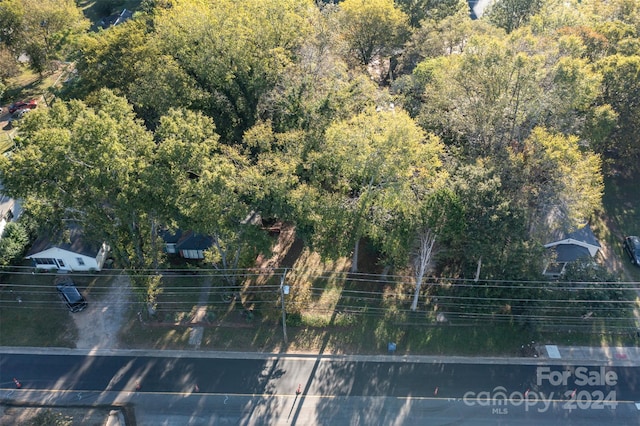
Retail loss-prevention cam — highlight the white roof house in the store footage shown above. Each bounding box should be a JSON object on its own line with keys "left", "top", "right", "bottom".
{"left": 26, "top": 227, "right": 110, "bottom": 272}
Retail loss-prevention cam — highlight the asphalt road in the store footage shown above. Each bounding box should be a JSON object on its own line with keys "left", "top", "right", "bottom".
{"left": 2, "top": 351, "right": 640, "bottom": 425}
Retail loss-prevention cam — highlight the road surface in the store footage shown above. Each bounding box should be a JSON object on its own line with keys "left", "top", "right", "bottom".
{"left": 2, "top": 350, "right": 640, "bottom": 425}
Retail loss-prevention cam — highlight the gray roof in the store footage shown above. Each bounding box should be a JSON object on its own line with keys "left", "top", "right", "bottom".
{"left": 553, "top": 245, "right": 591, "bottom": 263}
{"left": 547, "top": 223, "right": 601, "bottom": 248}
{"left": 175, "top": 231, "right": 214, "bottom": 251}
{"left": 26, "top": 227, "right": 103, "bottom": 258}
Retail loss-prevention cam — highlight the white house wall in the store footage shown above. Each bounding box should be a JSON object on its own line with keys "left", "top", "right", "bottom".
{"left": 27, "top": 247, "right": 100, "bottom": 271}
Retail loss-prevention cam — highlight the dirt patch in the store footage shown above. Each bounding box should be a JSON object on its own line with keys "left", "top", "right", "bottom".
{"left": 73, "top": 274, "right": 133, "bottom": 350}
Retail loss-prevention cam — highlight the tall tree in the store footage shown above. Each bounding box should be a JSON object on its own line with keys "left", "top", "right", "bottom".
{"left": 151, "top": 0, "right": 315, "bottom": 143}
{"left": 594, "top": 54, "right": 640, "bottom": 175}
{"left": 507, "top": 127, "right": 604, "bottom": 234}
{"left": 0, "top": 90, "right": 157, "bottom": 269}
{"left": 0, "top": 0, "right": 88, "bottom": 72}
{"left": 306, "top": 107, "right": 444, "bottom": 271}
{"left": 337, "top": 0, "right": 409, "bottom": 66}
{"left": 396, "top": 0, "right": 466, "bottom": 28}
{"left": 410, "top": 228, "right": 436, "bottom": 311}
{"left": 487, "top": 0, "right": 544, "bottom": 33}
{"left": 149, "top": 109, "right": 273, "bottom": 284}
{"left": 411, "top": 32, "right": 601, "bottom": 158}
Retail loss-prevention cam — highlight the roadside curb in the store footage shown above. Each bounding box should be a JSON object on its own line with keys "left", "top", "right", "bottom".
{"left": 1, "top": 346, "right": 637, "bottom": 366}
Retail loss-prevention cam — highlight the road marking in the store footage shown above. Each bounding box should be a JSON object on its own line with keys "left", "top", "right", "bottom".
{"left": 1, "top": 387, "right": 639, "bottom": 405}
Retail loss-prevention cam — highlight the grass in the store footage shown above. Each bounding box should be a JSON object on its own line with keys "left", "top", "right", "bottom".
{"left": 596, "top": 176, "right": 640, "bottom": 281}
{"left": 116, "top": 178, "right": 640, "bottom": 356}
{"left": 0, "top": 269, "right": 117, "bottom": 347}
{"left": 0, "top": 270, "right": 77, "bottom": 347}
{"left": 113, "top": 235, "right": 640, "bottom": 356}
{"left": 3, "top": 176, "right": 639, "bottom": 355}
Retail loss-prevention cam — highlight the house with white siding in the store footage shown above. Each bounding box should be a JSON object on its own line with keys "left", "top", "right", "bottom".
{"left": 26, "top": 227, "right": 110, "bottom": 272}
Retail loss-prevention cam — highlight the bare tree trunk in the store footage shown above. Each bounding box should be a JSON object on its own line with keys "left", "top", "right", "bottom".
{"left": 411, "top": 230, "right": 436, "bottom": 311}
{"left": 351, "top": 238, "right": 360, "bottom": 273}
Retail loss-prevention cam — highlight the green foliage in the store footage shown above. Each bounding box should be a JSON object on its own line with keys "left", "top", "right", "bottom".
{"left": 0, "top": 221, "right": 29, "bottom": 265}
{"left": 28, "top": 409, "right": 72, "bottom": 426}
{"left": 337, "top": 0, "right": 409, "bottom": 65}
{"left": 395, "top": 0, "right": 466, "bottom": 28}
{"left": 508, "top": 127, "right": 604, "bottom": 232}
{"left": 151, "top": 0, "right": 315, "bottom": 142}
{"left": 0, "top": 0, "right": 88, "bottom": 72}
{"left": 70, "top": 20, "right": 153, "bottom": 101}
{"left": 398, "top": 5, "right": 494, "bottom": 74}
{"left": 487, "top": 0, "right": 544, "bottom": 33}
{"left": 0, "top": 90, "right": 157, "bottom": 269}
{"left": 410, "top": 31, "right": 602, "bottom": 159}
{"left": 305, "top": 107, "right": 444, "bottom": 268}
{"left": 447, "top": 160, "right": 544, "bottom": 279}
{"left": 554, "top": 259, "right": 633, "bottom": 320}
{"left": 595, "top": 54, "right": 640, "bottom": 175}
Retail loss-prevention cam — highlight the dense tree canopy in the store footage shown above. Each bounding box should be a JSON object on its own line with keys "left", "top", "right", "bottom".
{"left": 0, "top": 0, "right": 88, "bottom": 72}
{"left": 1, "top": 0, "right": 626, "bottom": 287}
{"left": 337, "top": 0, "right": 409, "bottom": 65}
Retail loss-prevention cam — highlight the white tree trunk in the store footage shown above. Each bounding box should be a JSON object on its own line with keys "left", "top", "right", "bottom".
{"left": 351, "top": 238, "right": 360, "bottom": 273}
{"left": 411, "top": 230, "right": 436, "bottom": 311}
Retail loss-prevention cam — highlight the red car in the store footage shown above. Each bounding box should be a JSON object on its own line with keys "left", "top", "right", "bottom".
{"left": 8, "top": 99, "right": 37, "bottom": 114}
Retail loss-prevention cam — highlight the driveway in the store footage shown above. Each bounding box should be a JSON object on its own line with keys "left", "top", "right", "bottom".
{"left": 72, "top": 273, "right": 133, "bottom": 350}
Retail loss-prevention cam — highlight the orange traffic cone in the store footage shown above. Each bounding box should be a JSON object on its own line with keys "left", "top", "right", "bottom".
{"left": 13, "top": 378, "right": 22, "bottom": 389}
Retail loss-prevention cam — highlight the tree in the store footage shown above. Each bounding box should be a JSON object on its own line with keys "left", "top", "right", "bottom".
{"left": 151, "top": 0, "right": 315, "bottom": 143}
{"left": 306, "top": 107, "right": 444, "bottom": 271}
{"left": 415, "top": 35, "right": 545, "bottom": 155}
{"left": 149, "top": 109, "right": 273, "bottom": 285}
{"left": 337, "top": 0, "right": 409, "bottom": 65}
{"left": 398, "top": 4, "right": 488, "bottom": 73}
{"left": 70, "top": 20, "right": 154, "bottom": 101}
{"left": 0, "top": 0, "right": 88, "bottom": 72}
{"left": 507, "top": 127, "right": 604, "bottom": 234}
{"left": 410, "top": 228, "right": 436, "bottom": 311}
{"left": 0, "top": 90, "right": 158, "bottom": 269}
{"left": 595, "top": 54, "right": 640, "bottom": 174}
{"left": 0, "top": 222, "right": 29, "bottom": 265}
{"left": 487, "top": 0, "right": 544, "bottom": 33}
{"left": 410, "top": 31, "right": 602, "bottom": 158}
{"left": 396, "top": 0, "right": 466, "bottom": 28}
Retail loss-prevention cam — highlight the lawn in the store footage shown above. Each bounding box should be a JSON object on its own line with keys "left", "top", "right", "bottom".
{"left": 117, "top": 174, "right": 640, "bottom": 356}
{"left": 3, "top": 175, "right": 639, "bottom": 355}
{"left": 597, "top": 176, "right": 640, "bottom": 281}
{"left": 0, "top": 269, "right": 77, "bottom": 347}
{"left": 115, "top": 235, "right": 640, "bottom": 356}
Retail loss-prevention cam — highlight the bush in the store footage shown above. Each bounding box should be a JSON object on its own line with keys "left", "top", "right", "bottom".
{"left": 285, "top": 312, "right": 303, "bottom": 327}
{"left": 29, "top": 409, "right": 72, "bottom": 426}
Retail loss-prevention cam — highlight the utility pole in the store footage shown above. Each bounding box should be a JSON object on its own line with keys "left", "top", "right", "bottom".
{"left": 280, "top": 268, "right": 289, "bottom": 345}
